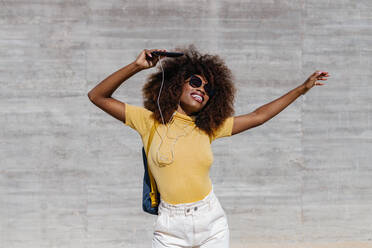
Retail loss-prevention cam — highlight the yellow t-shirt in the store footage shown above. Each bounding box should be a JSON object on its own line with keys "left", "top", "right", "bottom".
{"left": 124, "top": 103, "right": 234, "bottom": 204}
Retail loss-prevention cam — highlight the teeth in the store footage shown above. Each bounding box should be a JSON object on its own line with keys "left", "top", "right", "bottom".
{"left": 191, "top": 94, "right": 202, "bottom": 102}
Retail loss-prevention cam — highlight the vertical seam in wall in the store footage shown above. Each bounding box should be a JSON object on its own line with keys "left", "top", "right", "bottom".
{"left": 299, "top": 0, "right": 306, "bottom": 237}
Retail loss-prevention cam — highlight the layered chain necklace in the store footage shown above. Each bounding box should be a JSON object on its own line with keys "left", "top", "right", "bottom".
{"left": 155, "top": 112, "right": 196, "bottom": 167}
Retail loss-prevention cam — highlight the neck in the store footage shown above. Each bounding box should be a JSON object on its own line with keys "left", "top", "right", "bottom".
{"left": 176, "top": 105, "right": 188, "bottom": 115}
{"left": 176, "top": 104, "right": 197, "bottom": 116}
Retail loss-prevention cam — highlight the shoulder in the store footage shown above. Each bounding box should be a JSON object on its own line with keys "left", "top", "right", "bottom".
{"left": 210, "top": 116, "right": 234, "bottom": 142}
{"left": 123, "top": 103, "right": 155, "bottom": 136}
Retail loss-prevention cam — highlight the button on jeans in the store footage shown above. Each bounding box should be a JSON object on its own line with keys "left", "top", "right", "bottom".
{"left": 152, "top": 186, "right": 230, "bottom": 248}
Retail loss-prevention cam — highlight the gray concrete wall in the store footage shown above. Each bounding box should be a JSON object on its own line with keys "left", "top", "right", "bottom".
{"left": 1, "top": 0, "right": 371, "bottom": 247}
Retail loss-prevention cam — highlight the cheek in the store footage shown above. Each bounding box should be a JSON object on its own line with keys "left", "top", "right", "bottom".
{"left": 179, "top": 90, "right": 190, "bottom": 103}
{"left": 181, "top": 90, "right": 189, "bottom": 99}
{"left": 180, "top": 85, "right": 187, "bottom": 95}
{"left": 181, "top": 86, "right": 191, "bottom": 98}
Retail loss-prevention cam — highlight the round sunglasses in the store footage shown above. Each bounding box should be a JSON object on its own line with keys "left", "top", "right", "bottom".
{"left": 187, "top": 75, "right": 215, "bottom": 97}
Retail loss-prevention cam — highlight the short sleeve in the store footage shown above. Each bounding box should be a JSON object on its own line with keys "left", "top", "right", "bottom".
{"left": 211, "top": 116, "right": 234, "bottom": 142}
{"left": 124, "top": 103, "right": 154, "bottom": 137}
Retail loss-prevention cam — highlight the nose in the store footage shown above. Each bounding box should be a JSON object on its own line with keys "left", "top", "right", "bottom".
{"left": 194, "top": 82, "right": 208, "bottom": 94}
{"left": 196, "top": 86, "right": 206, "bottom": 95}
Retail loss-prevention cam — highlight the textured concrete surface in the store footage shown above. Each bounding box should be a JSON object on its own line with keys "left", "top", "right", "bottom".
{"left": 1, "top": 0, "right": 372, "bottom": 247}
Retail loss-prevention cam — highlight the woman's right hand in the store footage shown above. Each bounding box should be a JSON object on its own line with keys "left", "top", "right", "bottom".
{"left": 134, "top": 49, "right": 167, "bottom": 70}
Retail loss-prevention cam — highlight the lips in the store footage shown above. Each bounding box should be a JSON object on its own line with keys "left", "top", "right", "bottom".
{"left": 190, "top": 93, "right": 203, "bottom": 103}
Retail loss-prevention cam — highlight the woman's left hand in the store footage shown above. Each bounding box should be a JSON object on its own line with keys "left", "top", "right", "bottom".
{"left": 302, "top": 70, "right": 330, "bottom": 95}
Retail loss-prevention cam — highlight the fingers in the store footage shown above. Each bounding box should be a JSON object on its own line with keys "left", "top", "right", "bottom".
{"left": 139, "top": 49, "right": 166, "bottom": 68}
{"left": 144, "top": 49, "right": 167, "bottom": 59}
{"left": 152, "top": 49, "right": 168, "bottom": 59}
{"left": 311, "top": 70, "right": 330, "bottom": 82}
{"left": 144, "top": 49, "right": 153, "bottom": 58}
{"left": 314, "top": 70, "right": 330, "bottom": 77}
{"left": 302, "top": 70, "right": 329, "bottom": 89}
{"left": 144, "top": 49, "right": 156, "bottom": 59}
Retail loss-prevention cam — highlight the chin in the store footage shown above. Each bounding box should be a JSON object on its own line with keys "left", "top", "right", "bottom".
{"left": 191, "top": 106, "right": 204, "bottom": 115}
{"left": 181, "top": 98, "right": 206, "bottom": 115}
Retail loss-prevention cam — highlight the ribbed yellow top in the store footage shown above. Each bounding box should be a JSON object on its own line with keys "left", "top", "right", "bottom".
{"left": 124, "top": 103, "right": 234, "bottom": 204}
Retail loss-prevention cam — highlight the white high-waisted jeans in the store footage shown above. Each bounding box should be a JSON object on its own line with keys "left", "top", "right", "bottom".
{"left": 152, "top": 186, "right": 230, "bottom": 248}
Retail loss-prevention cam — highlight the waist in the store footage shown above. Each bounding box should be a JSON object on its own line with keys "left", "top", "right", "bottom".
{"left": 154, "top": 173, "right": 213, "bottom": 204}
{"left": 159, "top": 186, "right": 216, "bottom": 216}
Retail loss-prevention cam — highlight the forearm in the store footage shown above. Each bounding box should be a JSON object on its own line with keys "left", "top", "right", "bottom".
{"left": 254, "top": 83, "right": 307, "bottom": 124}
{"left": 87, "top": 61, "right": 143, "bottom": 100}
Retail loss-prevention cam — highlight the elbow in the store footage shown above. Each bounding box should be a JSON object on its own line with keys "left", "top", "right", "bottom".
{"left": 88, "top": 93, "right": 96, "bottom": 103}
{"left": 88, "top": 92, "right": 95, "bottom": 100}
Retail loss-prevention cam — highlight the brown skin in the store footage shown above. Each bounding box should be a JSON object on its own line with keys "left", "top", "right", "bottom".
{"left": 135, "top": 48, "right": 167, "bottom": 70}
{"left": 177, "top": 75, "right": 210, "bottom": 116}
{"left": 143, "top": 45, "right": 331, "bottom": 137}
{"left": 142, "top": 45, "right": 236, "bottom": 137}
{"left": 232, "top": 70, "right": 330, "bottom": 135}
{"left": 88, "top": 45, "right": 330, "bottom": 138}
{"left": 86, "top": 48, "right": 168, "bottom": 125}
{"left": 175, "top": 70, "right": 331, "bottom": 135}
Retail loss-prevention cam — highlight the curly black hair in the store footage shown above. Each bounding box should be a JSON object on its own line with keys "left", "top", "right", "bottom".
{"left": 142, "top": 44, "right": 236, "bottom": 137}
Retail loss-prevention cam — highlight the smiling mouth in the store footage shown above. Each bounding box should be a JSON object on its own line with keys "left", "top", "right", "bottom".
{"left": 190, "top": 94, "right": 203, "bottom": 103}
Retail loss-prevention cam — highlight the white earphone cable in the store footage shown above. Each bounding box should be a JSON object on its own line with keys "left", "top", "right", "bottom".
{"left": 154, "top": 56, "right": 192, "bottom": 166}
{"left": 156, "top": 57, "right": 167, "bottom": 127}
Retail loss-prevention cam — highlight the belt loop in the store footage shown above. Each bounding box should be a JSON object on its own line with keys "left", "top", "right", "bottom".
{"left": 169, "top": 207, "right": 174, "bottom": 217}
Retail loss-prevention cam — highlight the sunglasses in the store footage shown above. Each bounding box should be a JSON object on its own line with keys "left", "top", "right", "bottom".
{"left": 187, "top": 75, "right": 215, "bottom": 97}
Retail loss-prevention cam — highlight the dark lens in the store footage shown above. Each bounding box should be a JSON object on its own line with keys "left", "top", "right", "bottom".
{"left": 189, "top": 75, "right": 215, "bottom": 97}
{"left": 189, "top": 75, "right": 202, "bottom": 88}
{"left": 205, "top": 83, "right": 215, "bottom": 97}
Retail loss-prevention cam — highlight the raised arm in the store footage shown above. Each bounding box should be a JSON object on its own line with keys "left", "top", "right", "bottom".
{"left": 87, "top": 49, "right": 166, "bottom": 123}
{"left": 231, "top": 70, "right": 330, "bottom": 135}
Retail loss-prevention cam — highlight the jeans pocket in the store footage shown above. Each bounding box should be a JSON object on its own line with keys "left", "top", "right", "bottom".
{"left": 214, "top": 198, "right": 228, "bottom": 221}
{"left": 154, "top": 210, "right": 168, "bottom": 233}
{"left": 219, "top": 204, "right": 227, "bottom": 216}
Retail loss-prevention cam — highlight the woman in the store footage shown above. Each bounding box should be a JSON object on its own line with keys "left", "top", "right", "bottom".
{"left": 88, "top": 45, "right": 330, "bottom": 248}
